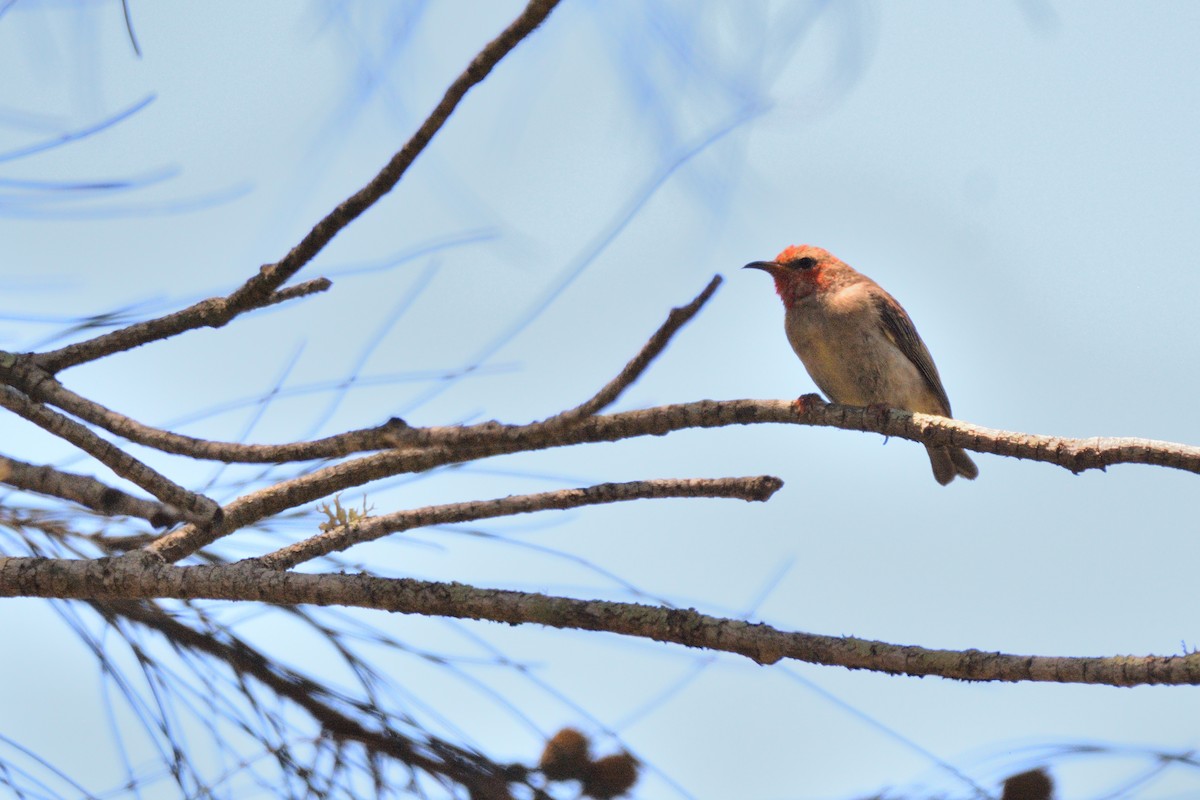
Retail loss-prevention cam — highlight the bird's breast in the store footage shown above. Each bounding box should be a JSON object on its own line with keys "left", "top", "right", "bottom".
{"left": 782, "top": 295, "right": 942, "bottom": 413}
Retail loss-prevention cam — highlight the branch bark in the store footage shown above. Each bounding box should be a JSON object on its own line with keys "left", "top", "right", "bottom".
{"left": 29, "top": 0, "right": 561, "bottom": 376}
{"left": 253, "top": 476, "right": 782, "bottom": 570}
{"left": 4, "top": 557, "right": 1194, "bottom": 688}
{"left": 31, "top": 278, "right": 332, "bottom": 374}
{"left": 144, "top": 396, "right": 1200, "bottom": 562}
{"left": 0, "top": 456, "right": 187, "bottom": 528}
{"left": 546, "top": 274, "right": 723, "bottom": 422}
{"left": 0, "top": 384, "right": 221, "bottom": 526}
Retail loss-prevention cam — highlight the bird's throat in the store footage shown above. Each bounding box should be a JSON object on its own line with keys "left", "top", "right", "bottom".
{"left": 774, "top": 275, "right": 818, "bottom": 307}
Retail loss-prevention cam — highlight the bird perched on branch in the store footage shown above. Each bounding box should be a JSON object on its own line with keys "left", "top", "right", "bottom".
{"left": 744, "top": 244, "right": 978, "bottom": 485}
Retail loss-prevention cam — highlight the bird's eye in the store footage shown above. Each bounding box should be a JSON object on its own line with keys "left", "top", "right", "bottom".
{"left": 790, "top": 257, "right": 816, "bottom": 270}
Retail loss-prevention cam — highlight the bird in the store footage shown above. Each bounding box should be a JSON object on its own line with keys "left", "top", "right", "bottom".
{"left": 744, "top": 244, "right": 978, "bottom": 485}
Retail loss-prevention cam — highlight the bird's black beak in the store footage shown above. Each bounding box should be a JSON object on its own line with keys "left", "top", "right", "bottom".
{"left": 743, "top": 261, "right": 779, "bottom": 273}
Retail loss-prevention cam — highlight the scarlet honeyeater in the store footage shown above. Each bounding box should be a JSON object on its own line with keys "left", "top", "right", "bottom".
{"left": 745, "top": 245, "right": 978, "bottom": 485}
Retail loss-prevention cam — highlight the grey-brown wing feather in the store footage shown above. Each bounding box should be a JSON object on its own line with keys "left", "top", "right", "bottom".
{"left": 871, "top": 291, "right": 953, "bottom": 415}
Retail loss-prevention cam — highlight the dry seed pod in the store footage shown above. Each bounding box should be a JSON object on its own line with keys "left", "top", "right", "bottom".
{"left": 582, "top": 752, "right": 638, "bottom": 799}
{"left": 539, "top": 727, "right": 591, "bottom": 782}
{"left": 1001, "top": 768, "right": 1053, "bottom": 800}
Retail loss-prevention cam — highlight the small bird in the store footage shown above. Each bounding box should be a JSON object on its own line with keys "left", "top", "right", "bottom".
{"left": 744, "top": 244, "right": 978, "bottom": 485}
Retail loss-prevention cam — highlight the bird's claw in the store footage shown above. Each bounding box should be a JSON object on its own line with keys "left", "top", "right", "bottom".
{"left": 792, "top": 393, "right": 825, "bottom": 414}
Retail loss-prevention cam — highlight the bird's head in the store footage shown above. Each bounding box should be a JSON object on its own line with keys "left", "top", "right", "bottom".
{"left": 743, "top": 244, "right": 855, "bottom": 306}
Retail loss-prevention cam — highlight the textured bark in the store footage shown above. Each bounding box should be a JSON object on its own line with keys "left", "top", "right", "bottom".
{"left": 3, "top": 556, "right": 1197, "bottom": 688}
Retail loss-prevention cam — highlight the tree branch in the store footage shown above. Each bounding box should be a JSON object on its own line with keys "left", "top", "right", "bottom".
{"left": 142, "top": 397, "right": 1200, "bottom": 562}
{"left": 217, "top": 0, "right": 563, "bottom": 315}
{"left": 31, "top": 278, "right": 331, "bottom": 374}
{"left": 4, "top": 349, "right": 416, "bottom": 463}
{"left": 0, "top": 385, "right": 220, "bottom": 526}
{"left": 253, "top": 476, "right": 782, "bottom": 570}
{"left": 29, "top": 0, "right": 560, "bottom": 376}
{"left": 545, "top": 274, "right": 722, "bottom": 422}
{"left": 3, "top": 557, "right": 1195, "bottom": 688}
{"left": 11, "top": 359, "right": 1191, "bottom": 479}
{"left": 0, "top": 456, "right": 188, "bottom": 528}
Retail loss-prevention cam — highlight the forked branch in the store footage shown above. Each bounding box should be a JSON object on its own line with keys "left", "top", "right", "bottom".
{"left": 29, "top": 0, "right": 562, "bottom": 375}
{"left": 145, "top": 396, "right": 1200, "bottom": 562}
{"left": 0, "top": 385, "right": 220, "bottom": 526}
{"left": 547, "top": 274, "right": 723, "bottom": 422}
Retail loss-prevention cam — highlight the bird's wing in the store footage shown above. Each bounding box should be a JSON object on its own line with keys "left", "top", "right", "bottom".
{"left": 871, "top": 291, "right": 953, "bottom": 415}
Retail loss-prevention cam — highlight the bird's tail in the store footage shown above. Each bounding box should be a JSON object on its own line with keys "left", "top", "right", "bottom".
{"left": 926, "top": 445, "right": 979, "bottom": 486}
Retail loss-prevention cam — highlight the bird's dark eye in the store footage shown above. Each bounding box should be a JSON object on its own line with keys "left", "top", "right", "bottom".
{"left": 789, "top": 257, "right": 816, "bottom": 270}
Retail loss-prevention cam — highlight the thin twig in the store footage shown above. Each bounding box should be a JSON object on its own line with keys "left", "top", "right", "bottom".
{"left": 217, "top": 0, "right": 563, "bottom": 316}
{"left": 254, "top": 476, "right": 782, "bottom": 570}
{"left": 33, "top": 279, "right": 331, "bottom": 374}
{"left": 3, "top": 558, "right": 1197, "bottom": 688}
{"left": 32, "top": 4, "right": 559, "bottom": 374}
{"left": 545, "top": 275, "right": 722, "bottom": 423}
{"left": 96, "top": 600, "right": 519, "bottom": 797}
{"left": 0, "top": 456, "right": 188, "bottom": 528}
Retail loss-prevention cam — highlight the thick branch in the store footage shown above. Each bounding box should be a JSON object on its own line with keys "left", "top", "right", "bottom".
{"left": 254, "top": 476, "right": 782, "bottom": 569}
{"left": 146, "top": 397, "right": 1200, "bottom": 562}
{"left": 11, "top": 367, "right": 1191, "bottom": 481}
{"left": 47, "top": 353, "right": 1200, "bottom": 476}
{"left": 20, "top": 272, "right": 1197, "bottom": 488}
{"left": 3, "top": 557, "right": 1195, "bottom": 688}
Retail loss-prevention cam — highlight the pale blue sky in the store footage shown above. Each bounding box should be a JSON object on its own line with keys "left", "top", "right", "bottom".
{"left": 1, "top": 2, "right": 1198, "bottom": 798}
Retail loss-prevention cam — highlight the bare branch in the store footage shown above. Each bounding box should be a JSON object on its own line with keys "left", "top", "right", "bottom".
{"left": 11, "top": 355, "right": 1192, "bottom": 485}
{"left": 3, "top": 557, "right": 1196, "bottom": 688}
{"left": 0, "top": 385, "right": 220, "bottom": 526}
{"left": 246, "top": 276, "right": 332, "bottom": 310}
{"left": 0, "top": 456, "right": 188, "bottom": 528}
{"left": 17, "top": 0, "right": 557, "bottom": 377}
{"left": 5, "top": 350, "right": 412, "bottom": 463}
{"left": 254, "top": 476, "right": 782, "bottom": 570}
{"left": 32, "top": 279, "right": 332, "bottom": 374}
{"left": 218, "top": 0, "right": 563, "bottom": 314}
{"left": 545, "top": 274, "right": 722, "bottom": 423}
{"left": 28, "top": 3, "right": 560, "bottom": 379}
{"left": 144, "top": 398, "right": 1200, "bottom": 562}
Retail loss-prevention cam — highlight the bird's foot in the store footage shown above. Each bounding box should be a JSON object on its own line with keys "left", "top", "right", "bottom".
{"left": 865, "top": 402, "right": 896, "bottom": 423}
{"left": 863, "top": 403, "right": 895, "bottom": 442}
{"left": 791, "top": 393, "right": 825, "bottom": 414}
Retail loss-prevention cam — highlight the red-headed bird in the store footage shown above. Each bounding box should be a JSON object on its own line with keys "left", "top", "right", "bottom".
{"left": 745, "top": 244, "right": 978, "bottom": 485}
